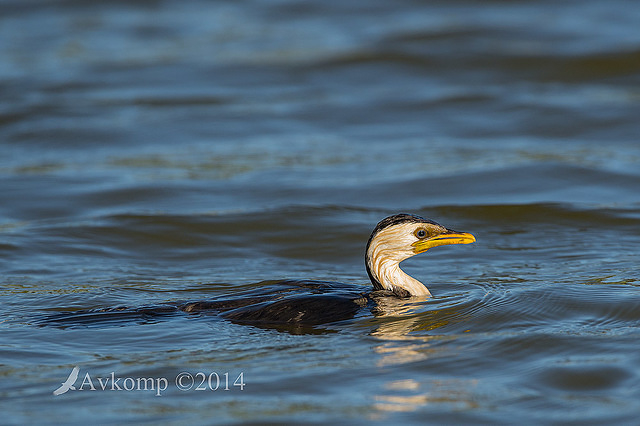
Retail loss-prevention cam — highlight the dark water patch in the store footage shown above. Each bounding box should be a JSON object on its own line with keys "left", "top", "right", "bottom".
{"left": 446, "top": 49, "right": 640, "bottom": 84}
{"left": 450, "top": 203, "right": 640, "bottom": 228}
{"left": 518, "top": 351, "right": 640, "bottom": 422}
{"left": 541, "top": 48, "right": 640, "bottom": 82}
{"left": 537, "top": 363, "right": 632, "bottom": 392}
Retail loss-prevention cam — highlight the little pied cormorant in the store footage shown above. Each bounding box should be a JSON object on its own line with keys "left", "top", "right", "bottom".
{"left": 41, "top": 214, "right": 475, "bottom": 333}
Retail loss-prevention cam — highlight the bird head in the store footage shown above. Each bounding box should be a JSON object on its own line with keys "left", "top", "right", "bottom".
{"left": 365, "top": 214, "right": 475, "bottom": 296}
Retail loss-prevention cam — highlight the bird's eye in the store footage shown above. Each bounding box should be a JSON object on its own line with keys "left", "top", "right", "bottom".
{"left": 415, "top": 228, "right": 427, "bottom": 239}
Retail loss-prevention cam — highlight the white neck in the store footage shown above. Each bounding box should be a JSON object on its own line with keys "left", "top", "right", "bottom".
{"left": 370, "top": 257, "right": 431, "bottom": 297}
{"left": 365, "top": 221, "right": 434, "bottom": 297}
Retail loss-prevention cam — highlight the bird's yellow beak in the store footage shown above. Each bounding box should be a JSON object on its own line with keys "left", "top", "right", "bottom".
{"left": 412, "top": 231, "right": 476, "bottom": 254}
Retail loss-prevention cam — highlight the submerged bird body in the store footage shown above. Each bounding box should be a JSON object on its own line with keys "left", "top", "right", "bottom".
{"left": 42, "top": 214, "right": 475, "bottom": 332}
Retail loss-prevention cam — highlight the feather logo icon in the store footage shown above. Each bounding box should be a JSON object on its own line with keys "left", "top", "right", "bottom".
{"left": 53, "top": 366, "right": 80, "bottom": 396}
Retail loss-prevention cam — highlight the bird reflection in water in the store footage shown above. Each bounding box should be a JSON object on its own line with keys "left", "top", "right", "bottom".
{"left": 368, "top": 297, "right": 480, "bottom": 417}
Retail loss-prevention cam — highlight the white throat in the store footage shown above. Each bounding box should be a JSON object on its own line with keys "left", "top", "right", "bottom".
{"left": 369, "top": 256, "right": 431, "bottom": 297}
